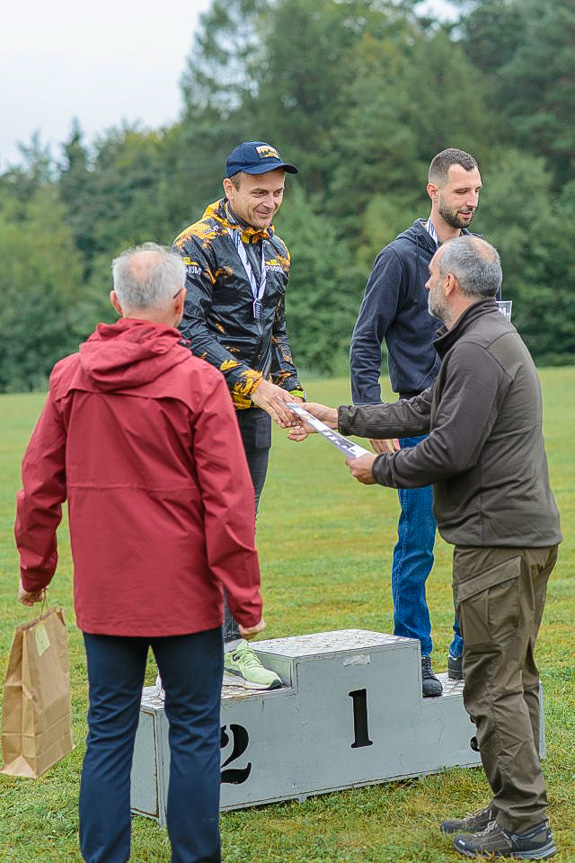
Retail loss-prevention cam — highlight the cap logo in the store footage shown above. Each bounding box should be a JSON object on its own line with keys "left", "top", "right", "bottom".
{"left": 256, "top": 145, "right": 279, "bottom": 160}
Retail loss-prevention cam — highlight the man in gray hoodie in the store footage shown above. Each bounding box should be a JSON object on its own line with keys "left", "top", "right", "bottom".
{"left": 292, "top": 236, "right": 561, "bottom": 860}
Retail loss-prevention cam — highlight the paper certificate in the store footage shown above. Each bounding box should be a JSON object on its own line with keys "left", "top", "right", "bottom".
{"left": 287, "top": 403, "right": 371, "bottom": 459}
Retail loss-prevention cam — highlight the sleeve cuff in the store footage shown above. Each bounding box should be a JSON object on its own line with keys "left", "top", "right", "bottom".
{"left": 287, "top": 388, "right": 306, "bottom": 401}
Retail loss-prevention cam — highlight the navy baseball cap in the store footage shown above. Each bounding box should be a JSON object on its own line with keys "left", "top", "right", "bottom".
{"left": 225, "top": 141, "right": 298, "bottom": 178}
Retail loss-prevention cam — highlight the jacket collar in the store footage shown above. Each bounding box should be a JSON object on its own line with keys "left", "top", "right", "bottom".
{"left": 394, "top": 220, "right": 473, "bottom": 257}
{"left": 433, "top": 298, "right": 499, "bottom": 358}
{"left": 412, "top": 218, "right": 440, "bottom": 252}
{"left": 202, "top": 198, "right": 274, "bottom": 244}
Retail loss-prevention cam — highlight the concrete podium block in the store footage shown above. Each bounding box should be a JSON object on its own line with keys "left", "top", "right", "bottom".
{"left": 131, "top": 629, "right": 540, "bottom": 824}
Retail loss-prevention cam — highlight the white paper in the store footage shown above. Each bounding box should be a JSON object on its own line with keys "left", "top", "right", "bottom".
{"left": 287, "top": 404, "right": 372, "bottom": 459}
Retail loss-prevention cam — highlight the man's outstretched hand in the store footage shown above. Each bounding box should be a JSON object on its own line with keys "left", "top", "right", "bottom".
{"left": 345, "top": 453, "right": 378, "bottom": 484}
{"left": 287, "top": 402, "right": 338, "bottom": 441}
{"left": 251, "top": 380, "right": 301, "bottom": 428}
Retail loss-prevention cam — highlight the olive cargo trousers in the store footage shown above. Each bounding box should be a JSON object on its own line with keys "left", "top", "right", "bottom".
{"left": 453, "top": 545, "right": 558, "bottom": 832}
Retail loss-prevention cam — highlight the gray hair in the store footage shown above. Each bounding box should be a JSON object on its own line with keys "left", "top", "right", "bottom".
{"left": 438, "top": 236, "right": 502, "bottom": 299}
{"left": 112, "top": 242, "right": 186, "bottom": 310}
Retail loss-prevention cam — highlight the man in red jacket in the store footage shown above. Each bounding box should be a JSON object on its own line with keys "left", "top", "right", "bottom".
{"left": 15, "top": 243, "right": 265, "bottom": 863}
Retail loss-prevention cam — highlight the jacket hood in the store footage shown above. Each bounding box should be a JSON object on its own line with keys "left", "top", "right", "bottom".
{"left": 394, "top": 219, "right": 438, "bottom": 253}
{"left": 79, "top": 319, "right": 189, "bottom": 391}
{"left": 202, "top": 198, "right": 275, "bottom": 244}
{"left": 395, "top": 219, "right": 473, "bottom": 252}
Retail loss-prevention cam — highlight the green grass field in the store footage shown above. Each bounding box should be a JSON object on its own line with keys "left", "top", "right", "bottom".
{"left": 1, "top": 370, "right": 574, "bottom": 862}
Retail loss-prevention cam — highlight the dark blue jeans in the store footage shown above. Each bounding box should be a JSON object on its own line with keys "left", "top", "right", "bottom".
{"left": 80, "top": 628, "right": 223, "bottom": 863}
{"left": 223, "top": 408, "right": 271, "bottom": 643}
{"left": 392, "top": 436, "right": 463, "bottom": 659}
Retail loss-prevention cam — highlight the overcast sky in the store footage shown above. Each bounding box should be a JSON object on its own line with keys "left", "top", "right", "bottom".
{"left": 0, "top": 0, "right": 456, "bottom": 170}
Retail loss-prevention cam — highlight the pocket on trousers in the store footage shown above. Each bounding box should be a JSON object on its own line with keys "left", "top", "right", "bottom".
{"left": 456, "top": 555, "right": 521, "bottom": 646}
{"left": 255, "top": 411, "right": 272, "bottom": 449}
{"left": 238, "top": 408, "right": 272, "bottom": 450}
{"left": 253, "top": 410, "right": 272, "bottom": 449}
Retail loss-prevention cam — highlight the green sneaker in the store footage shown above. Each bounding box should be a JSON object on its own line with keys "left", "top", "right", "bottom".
{"left": 223, "top": 640, "right": 282, "bottom": 690}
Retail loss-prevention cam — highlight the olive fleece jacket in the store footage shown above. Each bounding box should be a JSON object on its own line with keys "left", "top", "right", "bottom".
{"left": 338, "top": 298, "right": 562, "bottom": 549}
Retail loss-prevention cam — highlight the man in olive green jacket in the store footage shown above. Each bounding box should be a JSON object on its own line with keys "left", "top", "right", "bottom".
{"left": 292, "top": 236, "right": 561, "bottom": 860}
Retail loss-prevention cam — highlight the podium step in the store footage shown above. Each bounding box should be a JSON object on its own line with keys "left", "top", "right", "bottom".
{"left": 130, "top": 629, "right": 542, "bottom": 825}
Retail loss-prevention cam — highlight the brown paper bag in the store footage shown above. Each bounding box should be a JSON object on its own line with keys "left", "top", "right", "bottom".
{"left": 1, "top": 606, "right": 74, "bottom": 778}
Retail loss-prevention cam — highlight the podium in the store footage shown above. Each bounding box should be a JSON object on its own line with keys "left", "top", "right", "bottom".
{"left": 129, "top": 629, "right": 517, "bottom": 824}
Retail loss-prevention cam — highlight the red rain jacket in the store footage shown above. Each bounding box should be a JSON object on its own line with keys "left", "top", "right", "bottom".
{"left": 15, "top": 318, "right": 262, "bottom": 636}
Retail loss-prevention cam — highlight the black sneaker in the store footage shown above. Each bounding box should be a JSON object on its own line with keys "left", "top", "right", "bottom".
{"left": 454, "top": 819, "right": 557, "bottom": 859}
{"left": 448, "top": 654, "right": 464, "bottom": 680}
{"left": 421, "top": 655, "right": 442, "bottom": 697}
{"left": 441, "top": 804, "right": 496, "bottom": 835}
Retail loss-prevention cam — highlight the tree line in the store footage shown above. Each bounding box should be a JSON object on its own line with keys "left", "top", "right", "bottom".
{"left": 1, "top": 0, "right": 573, "bottom": 392}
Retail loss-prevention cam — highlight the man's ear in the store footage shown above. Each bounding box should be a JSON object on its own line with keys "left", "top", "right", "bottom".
{"left": 443, "top": 273, "right": 458, "bottom": 298}
{"left": 174, "top": 289, "right": 185, "bottom": 317}
{"left": 110, "top": 290, "right": 123, "bottom": 317}
{"left": 223, "top": 177, "right": 233, "bottom": 198}
{"left": 427, "top": 181, "right": 439, "bottom": 202}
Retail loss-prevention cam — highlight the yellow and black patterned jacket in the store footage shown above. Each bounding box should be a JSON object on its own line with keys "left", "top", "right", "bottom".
{"left": 173, "top": 198, "right": 304, "bottom": 409}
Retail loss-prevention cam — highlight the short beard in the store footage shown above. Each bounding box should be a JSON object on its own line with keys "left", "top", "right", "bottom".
{"left": 438, "top": 200, "right": 475, "bottom": 230}
{"left": 428, "top": 292, "right": 447, "bottom": 321}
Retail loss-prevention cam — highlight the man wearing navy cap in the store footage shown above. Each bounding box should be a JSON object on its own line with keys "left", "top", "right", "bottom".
{"left": 173, "top": 141, "right": 304, "bottom": 689}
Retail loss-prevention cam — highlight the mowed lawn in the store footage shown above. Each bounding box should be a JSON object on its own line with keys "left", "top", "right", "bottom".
{"left": 0, "top": 369, "right": 573, "bottom": 862}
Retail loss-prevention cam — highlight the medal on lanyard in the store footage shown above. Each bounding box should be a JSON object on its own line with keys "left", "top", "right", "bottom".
{"left": 229, "top": 228, "right": 266, "bottom": 320}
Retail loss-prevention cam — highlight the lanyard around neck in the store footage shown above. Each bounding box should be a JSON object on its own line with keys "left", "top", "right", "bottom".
{"left": 228, "top": 228, "right": 267, "bottom": 320}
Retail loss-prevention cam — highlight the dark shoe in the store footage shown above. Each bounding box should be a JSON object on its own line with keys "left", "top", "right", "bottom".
{"left": 421, "top": 655, "right": 442, "bottom": 697}
{"left": 454, "top": 819, "right": 557, "bottom": 859}
{"left": 448, "top": 653, "right": 464, "bottom": 680}
{"left": 441, "top": 804, "right": 496, "bottom": 835}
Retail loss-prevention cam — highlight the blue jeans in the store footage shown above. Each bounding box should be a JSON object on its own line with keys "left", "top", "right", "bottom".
{"left": 80, "top": 628, "right": 223, "bottom": 863}
{"left": 392, "top": 436, "right": 463, "bottom": 659}
{"left": 223, "top": 408, "right": 271, "bottom": 643}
